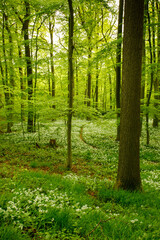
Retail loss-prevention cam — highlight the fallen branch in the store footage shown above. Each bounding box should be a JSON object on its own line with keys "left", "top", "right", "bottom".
{"left": 86, "top": 217, "right": 115, "bottom": 238}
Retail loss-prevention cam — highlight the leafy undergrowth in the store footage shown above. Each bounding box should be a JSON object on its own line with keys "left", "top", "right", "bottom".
{"left": 0, "top": 118, "right": 160, "bottom": 239}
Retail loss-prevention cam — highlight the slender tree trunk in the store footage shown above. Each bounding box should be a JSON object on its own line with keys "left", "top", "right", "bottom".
{"left": 103, "top": 78, "right": 107, "bottom": 112}
{"left": 75, "top": 59, "right": 78, "bottom": 95}
{"left": 116, "top": 0, "right": 124, "bottom": 141}
{"left": 67, "top": 0, "right": 74, "bottom": 169}
{"left": 33, "top": 29, "right": 39, "bottom": 132}
{"left": 87, "top": 35, "right": 92, "bottom": 107}
{"left": 48, "top": 62, "right": 51, "bottom": 95}
{"left": 4, "top": 13, "right": 15, "bottom": 130}
{"left": 95, "top": 21, "right": 99, "bottom": 110}
{"left": 109, "top": 74, "right": 112, "bottom": 109}
{"left": 23, "top": 0, "right": 34, "bottom": 133}
{"left": 49, "top": 18, "right": 55, "bottom": 109}
{"left": 2, "top": 12, "right": 12, "bottom": 133}
{"left": 116, "top": 0, "right": 144, "bottom": 191}
{"left": 140, "top": 1, "right": 147, "bottom": 134}
{"left": 18, "top": 44, "right": 26, "bottom": 122}
{"left": 146, "top": 1, "right": 154, "bottom": 145}
{"left": 152, "top": 0, "right": 159, "bottom": 127}
{"left": 0, "top": 59, "right": 6, "bottom": 116}
{"left": 95, "top": 59, "right": 99, "bottom": 110}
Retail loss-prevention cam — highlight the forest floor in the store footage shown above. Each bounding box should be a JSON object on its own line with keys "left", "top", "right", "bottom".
{"left": 0, "top": 118, "right": 160, "bottom": 240}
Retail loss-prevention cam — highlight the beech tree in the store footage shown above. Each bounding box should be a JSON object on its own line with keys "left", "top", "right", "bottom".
{"left": 115, "top": 0, "right": 123, "bottom": 141}
{"left": 116, "top": 0, "right": 144, "bottom": 191}
{"left": 67, "top": 0, "right": 74, "bottom": 169}
{"left": 49, "top": 15, "right": 56, "bottom": 109}
{"left": 157, "top": 1, "right": 160, "bottom": 104}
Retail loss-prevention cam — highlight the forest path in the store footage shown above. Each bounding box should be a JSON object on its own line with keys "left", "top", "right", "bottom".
{"left": 80, "top": 126, "right": 97, "bottom": 149}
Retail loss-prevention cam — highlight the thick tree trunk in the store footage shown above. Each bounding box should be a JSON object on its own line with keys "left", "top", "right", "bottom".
{"left": 157, "top": 1, "right": 160, "bottom": 114}
{"left": 116, "top": 0, "right": 124, "bottom": 141}
{"left": 67, "top": 0, "right": 74, "bottom": 169}
{"left": 116, "top": 0, "right": 144, "bottom": 191}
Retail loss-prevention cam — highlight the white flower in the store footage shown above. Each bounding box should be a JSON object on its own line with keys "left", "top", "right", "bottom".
{"left": 81, "top": 205, "right": 88, "bottom": 210}
{"left": 130, "top": 219, "right": 138, "bottom": 223}
{"left": 76, "top": 209, "right": 81, "bottom": 212}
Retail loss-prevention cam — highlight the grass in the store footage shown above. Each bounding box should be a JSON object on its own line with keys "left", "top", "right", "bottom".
{"left": 0, "top": 118, "right": 160, "bottom": 239}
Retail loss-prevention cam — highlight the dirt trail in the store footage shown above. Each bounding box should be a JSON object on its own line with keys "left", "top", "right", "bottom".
{"left": 80, "top": 126, "right": 97, "bottom": 149}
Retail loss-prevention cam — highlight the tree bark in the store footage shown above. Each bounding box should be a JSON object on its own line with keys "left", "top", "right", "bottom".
{"left": 4, "top": 13, "right": 15, "bottom": 130}
{"left": 67, "top": 0, "right": 74, "bottom": 169}
{"left": 146, "top": 1, "right": 154, "bottom": 145}
{"left": 152, "top": 0, "right": 159, "bottom": 127}
{"left": 109, "top": 74, "right": 112, "bottom": 109}
{"left": 140, "top": 1, "right": 147, "bottom": 134}
{"left": 95, "top": 25, "right": 99, "bottom": 110}
{"left": 2, "top": 12, "right": 12, "bottom": 133}
{"left": 23, "top": 0, "right": 34, "bottom": 133}
{"left": 116, "top": 0, "right": 124, "bottom": 141}
{"left": 87, "top": 35, "right": 92, "bottom": 107}
{"left": 49, "top": 17, "right": 55, "bottom": 109}
{"left": 157, "top": 1, "right": 160, "bottom": 114}
{"left": 116, "top": 0, "right": 144, "bottom": 191}
{"left": 18, "top": 44, "right": 26, "bottom": 122}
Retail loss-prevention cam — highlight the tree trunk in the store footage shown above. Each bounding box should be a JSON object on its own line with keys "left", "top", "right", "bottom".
{"left": 157, "top": 1, "right": 160, "bottom": 116}
{"left": 23, "top": 0, "right": 34, "bottom": 133}
{"left": 67, "top": 0, "right": 74, "bottom": 169}
{"left": 95, "top": 59, "right": 99, "bottom": 110}
{"left": 33, "top": 28, "right": 39, "bottom": 132}
{"left": 153, "top": 0, "right": 159, "bottom": 127}
{"left": 4, "top": 13, "right": 15, "bottom": 131}
{"left": 140, "top": 1, "right": 147, "bottom": 134}
{"left": 18, "top": 44, "right": 26, "bottom": 122}
{"left": 87, "top": 35, "right": 92, "bottom": 107}
{"left": 49, "top": 17, "right": 55, "bottom": 109}
{"left": 152, "top": 0, "right": 158, "bottom": 127}
{"left": 95, "top": 21, "right": 99, "bottom": 110}
{"left": 75, "top": 59, "right": 79, "bottom": 96}
{"left": 116, "top": 0, "right": 144, "bottom": 191}
{"left": 109, "top": 74, "right": 112, "bottom": 109}
{"left": 146, "top": 1, "right": 154, "bottom": 145}
{"left": 2, "top": 12, "right": 12, "bottom": 133}
{"left": 103, "top": 78, "right": 107, "bottom": 112}
{"left": 116, "top": 0, "right": 124, "bottom": 141}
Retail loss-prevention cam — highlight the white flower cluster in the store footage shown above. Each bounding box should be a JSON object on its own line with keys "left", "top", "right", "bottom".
{"left": 0, "top": 187, "right": 101, "bottom": 230}
{"left": 130, "top": 219, "right": 138, "bottom": 224}
{"left": 142, "top": 170, "right": 160, "bottom": 190}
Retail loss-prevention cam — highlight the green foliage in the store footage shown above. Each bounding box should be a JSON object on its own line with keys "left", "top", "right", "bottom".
{"left": 0, "top": 225, "right": 30, "bottom": 240}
